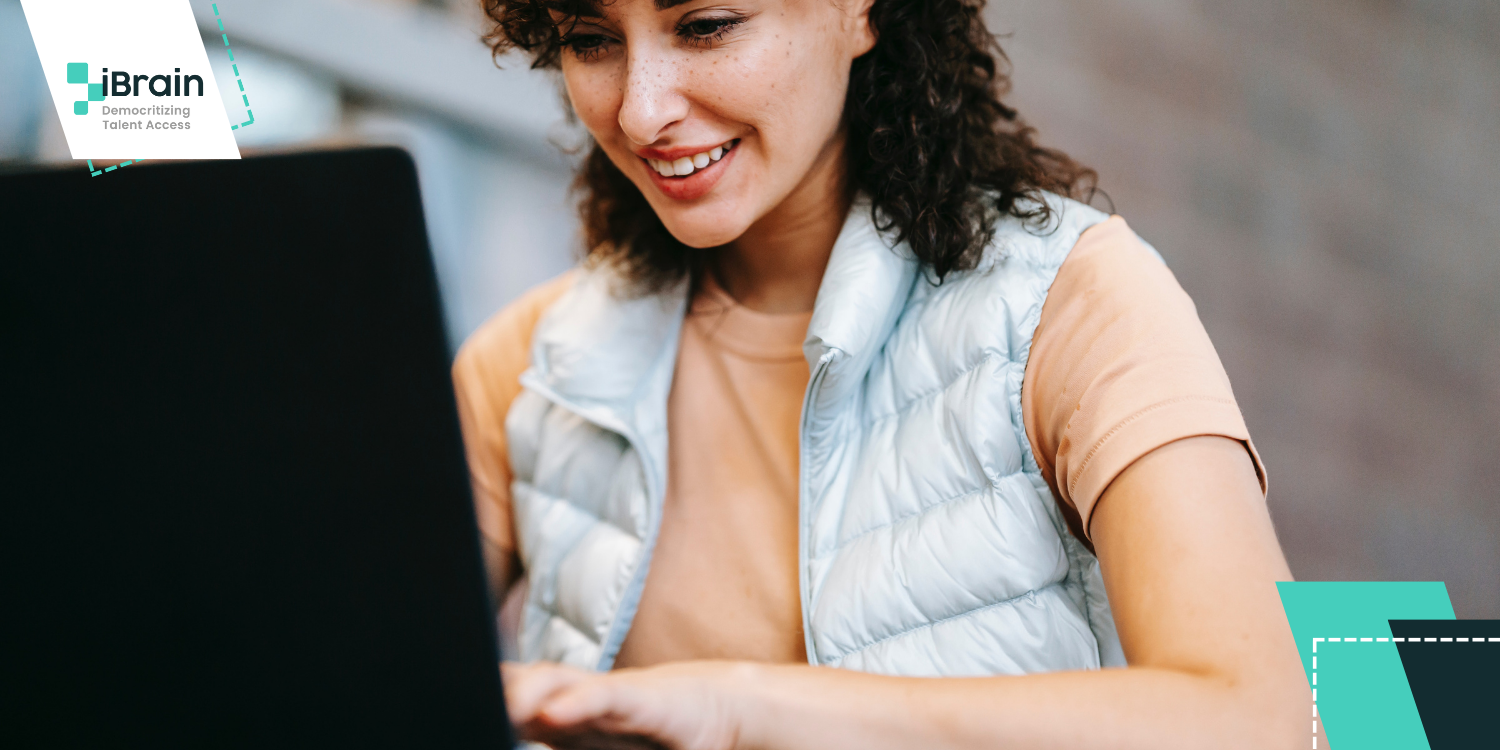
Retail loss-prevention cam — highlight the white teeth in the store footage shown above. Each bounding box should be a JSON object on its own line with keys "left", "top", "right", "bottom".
{"left": 649, "top": 140, "right": 736, "bottom": 177}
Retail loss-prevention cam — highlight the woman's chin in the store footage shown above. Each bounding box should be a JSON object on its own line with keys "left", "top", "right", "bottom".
{"left": 658, "top": 214, "right": 752, "bottom": 250}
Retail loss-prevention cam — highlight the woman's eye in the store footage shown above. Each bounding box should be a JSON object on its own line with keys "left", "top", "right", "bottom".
{"left": 679, "top": 18, "right": 740, "bottom": 43}
{"left": 562, "top": 34, "right": 611, "bottom": 59}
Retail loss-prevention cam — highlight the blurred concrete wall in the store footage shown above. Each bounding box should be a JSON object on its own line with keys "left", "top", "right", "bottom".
{"left": 989, "top": 0, "right": 1500, "bottom": 616}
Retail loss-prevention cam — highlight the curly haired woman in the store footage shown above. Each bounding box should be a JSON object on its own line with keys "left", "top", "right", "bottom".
{"left": 451, "top": 1, "right": 1313, "bottom": 747}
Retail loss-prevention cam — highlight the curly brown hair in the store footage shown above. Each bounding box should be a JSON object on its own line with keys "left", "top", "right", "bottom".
{"left": 481, "top": 0, "right": 1100, "bottom": 290}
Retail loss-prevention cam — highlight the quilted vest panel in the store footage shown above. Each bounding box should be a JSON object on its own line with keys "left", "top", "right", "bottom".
{"left": 507, "top": 194, "right": 1127, "bottom": 675}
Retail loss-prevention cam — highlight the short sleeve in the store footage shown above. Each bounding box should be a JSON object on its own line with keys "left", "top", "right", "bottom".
{"left": 451, "top": 271, "right": 576, "bottom": 551}
{"left": 1022, "top": 217, "right": 1266, "bottom": 539}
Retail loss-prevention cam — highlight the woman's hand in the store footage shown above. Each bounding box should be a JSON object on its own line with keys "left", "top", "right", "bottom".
{"left": 503, "top": 660, "right": 752, "bottom": 750}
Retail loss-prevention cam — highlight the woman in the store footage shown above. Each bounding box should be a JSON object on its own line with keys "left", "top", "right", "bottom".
{"left": 453, "top": 0, "right": 1312, "bottom": 747}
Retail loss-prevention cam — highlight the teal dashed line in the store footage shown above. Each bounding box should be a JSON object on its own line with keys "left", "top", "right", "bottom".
{"left": 213, "top": 4, "right": 253, "bottom": 131}
{"left": 86, "top": 158, "right": 144, "bottom": 178}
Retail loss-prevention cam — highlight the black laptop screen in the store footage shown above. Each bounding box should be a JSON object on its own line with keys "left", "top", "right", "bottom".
{"left": 1, "top": 149, "right": 512, "bottom": 748}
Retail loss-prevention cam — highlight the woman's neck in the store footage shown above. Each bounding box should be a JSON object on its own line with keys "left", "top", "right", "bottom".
{"left": 711, "top": 134, "right": 851, "bottom": 314}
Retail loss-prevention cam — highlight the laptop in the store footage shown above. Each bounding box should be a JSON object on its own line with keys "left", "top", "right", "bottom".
{"left": 1, "top": 149, "right": 514, "bottom": 748}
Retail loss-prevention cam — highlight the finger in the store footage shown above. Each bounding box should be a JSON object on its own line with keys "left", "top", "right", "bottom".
{"left": 504, "top": 662, "right": 587, "bottom": 722}
{"left": 537, "top": 678, "right": 624, "bottom": 729}
{"left": 539, "top": 677, "right": 667, "bottom": 739}
{"left": 503, "top": 661, "right": 594, "bottom": 725}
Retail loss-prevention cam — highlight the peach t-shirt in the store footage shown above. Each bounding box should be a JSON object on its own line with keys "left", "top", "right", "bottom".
{"left": 450, "top": 216, "right": 1265, "bottom": 668}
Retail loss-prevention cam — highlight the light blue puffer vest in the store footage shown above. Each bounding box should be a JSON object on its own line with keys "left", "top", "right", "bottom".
{"left": 508, "top": 193, "right": 1128, "bottom": 676}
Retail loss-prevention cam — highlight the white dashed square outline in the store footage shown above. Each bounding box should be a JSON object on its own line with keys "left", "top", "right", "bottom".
{"left": 1309, "top": 636, "right": 1500, "bottom": 748}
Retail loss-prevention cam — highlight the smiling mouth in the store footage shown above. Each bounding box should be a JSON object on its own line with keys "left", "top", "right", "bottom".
{"left": 642, "top": 139, "right": 739, "bottom": 178}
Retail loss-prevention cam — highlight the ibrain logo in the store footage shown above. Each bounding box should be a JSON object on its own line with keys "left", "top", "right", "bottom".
{"left": 67, "top": 62, "right": 103, "bottom": 115}
{"left": 67, "top": 62, "right": 205, "bottom": 115}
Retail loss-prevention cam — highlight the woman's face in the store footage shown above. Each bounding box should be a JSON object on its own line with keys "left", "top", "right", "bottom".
{"left": 557, "top": 1, "right": 876, "bottom": 248}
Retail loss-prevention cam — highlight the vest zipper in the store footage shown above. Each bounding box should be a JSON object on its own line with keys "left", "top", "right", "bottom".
{"left": 797, "top": 351, "right": 836, "bottom": 666}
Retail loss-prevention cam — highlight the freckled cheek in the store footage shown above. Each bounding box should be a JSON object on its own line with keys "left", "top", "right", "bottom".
{"left": 691, "top": 51, "right": 798, "bottom": 134}
{"left": 782, "top": 50, "right": 849, "bottom": 137}
{"left": 758, "top": 56, "right": 832, "bottom": 151}
{"left": 563, "top": 67, "right": 625, "bottom": 138}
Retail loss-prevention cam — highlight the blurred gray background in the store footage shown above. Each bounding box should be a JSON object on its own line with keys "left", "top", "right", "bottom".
{"left": 3, "top": 0, "right": 1496, "bottom": 616}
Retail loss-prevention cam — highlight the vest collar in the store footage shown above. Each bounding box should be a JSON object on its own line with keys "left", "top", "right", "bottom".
{"left": 803, "top": 197, "right": 920, "bottom": 411}
{"left": 523, "top": 197, "right": 917, "bottom": 440}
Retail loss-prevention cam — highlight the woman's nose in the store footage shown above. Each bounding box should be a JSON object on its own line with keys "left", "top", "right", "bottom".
{"left": 616, "top": 50, "right": 690, "bottom": 146}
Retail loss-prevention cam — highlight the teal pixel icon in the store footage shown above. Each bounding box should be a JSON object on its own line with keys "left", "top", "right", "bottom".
{"left": 67, "top": 62, "right": 104, "bottom": 115}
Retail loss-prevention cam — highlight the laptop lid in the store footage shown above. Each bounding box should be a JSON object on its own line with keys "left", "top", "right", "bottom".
{"left": 1, "top": 148, "right": 513, "bottom": 748}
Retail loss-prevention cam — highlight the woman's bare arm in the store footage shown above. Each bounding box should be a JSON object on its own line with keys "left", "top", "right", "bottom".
{"left": 506, "top": 436, "right": 1316, "bottom": 749}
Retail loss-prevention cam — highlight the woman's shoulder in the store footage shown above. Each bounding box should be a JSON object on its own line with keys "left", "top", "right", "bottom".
{"left": 452, "top": 270, "right": 578, "bottom": 395}
{"left": 1022, "top": 211, "right": 1267, "bottom": 537}
{"left": 915, "top": 196, "right": 1159, "bottom": 339}
{"left": 981, "top": 191, "right": 1118, "bottom": 271}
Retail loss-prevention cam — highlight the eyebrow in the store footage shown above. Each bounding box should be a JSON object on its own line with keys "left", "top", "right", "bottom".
{"left": 547, "top": 0, "right": 694, "bottom": 21}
